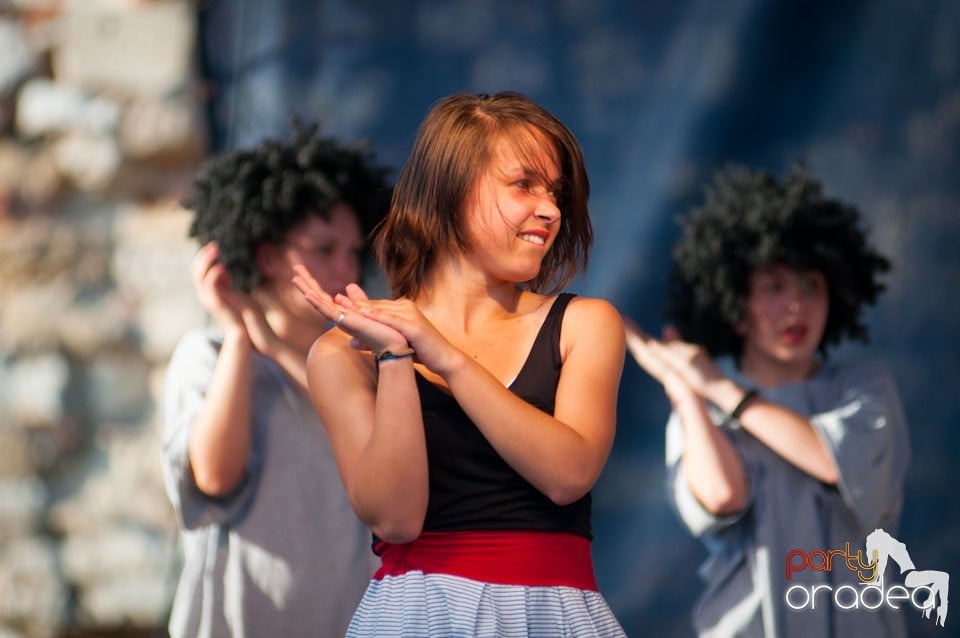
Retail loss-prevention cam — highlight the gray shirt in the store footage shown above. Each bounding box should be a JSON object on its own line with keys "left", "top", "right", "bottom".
{"left": 161, "top": 329, "right": 374, "bottom": 638}
{"left": 667, "top": 358, "right": 910, "bottom": 638}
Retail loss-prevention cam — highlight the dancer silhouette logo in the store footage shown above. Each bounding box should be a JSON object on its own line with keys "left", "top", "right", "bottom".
{"left": 783, "top": 528, "right": 949, "bottom": 627}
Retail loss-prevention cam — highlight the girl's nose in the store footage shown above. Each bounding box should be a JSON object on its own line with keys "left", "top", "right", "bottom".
{"left": 535, "top": 198, "right": 561, "bottom": 224}
{"left": 784, "top": 281, "right": 804, "bottom": 312}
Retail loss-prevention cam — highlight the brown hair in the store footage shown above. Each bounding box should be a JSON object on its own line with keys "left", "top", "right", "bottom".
{"left": 374, "top": 92, "right": 592, "bottom": 298}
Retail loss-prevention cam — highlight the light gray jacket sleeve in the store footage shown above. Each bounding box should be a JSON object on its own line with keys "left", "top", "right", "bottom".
{"left": 810, "top": 360, "right": 911, "bottom": 531}
{"left": 160, "top": 330, "right": 264, "bottom": 530}
{"left": 665, "top": 411, "right": 752, "bottom": 538}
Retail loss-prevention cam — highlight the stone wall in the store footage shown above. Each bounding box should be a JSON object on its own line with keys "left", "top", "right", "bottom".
{"left": 0, "top": 2, "right": 206, "bottom": 636}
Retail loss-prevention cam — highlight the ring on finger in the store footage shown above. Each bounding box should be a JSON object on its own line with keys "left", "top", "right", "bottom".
{"left": 335, "top": 311, "right": 346, "bottom": 327}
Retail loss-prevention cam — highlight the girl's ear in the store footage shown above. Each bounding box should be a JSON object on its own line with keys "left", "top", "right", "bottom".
{"left": 255, "top": 243, "right": 283, "bottom": 282}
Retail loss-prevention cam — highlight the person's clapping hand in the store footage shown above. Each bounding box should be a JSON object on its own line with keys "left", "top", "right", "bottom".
{"left": 193, "top": 242, "right": 256, "bottom": 339}
{"left": 624, "top": 318, "right": 725, "bottom": 404}
{"left": 650, "top": 325, "right": 725, "bottom": 397}
{"left": 291, "top": 264, "right": 408, "bottom": 358}
{"left": 334, "top": 286, "right": 463, "bottom": 377}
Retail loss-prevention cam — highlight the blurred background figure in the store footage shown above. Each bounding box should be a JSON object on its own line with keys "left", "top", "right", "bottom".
{"left": 625, "top": 164, "right": 909, "bottom": 637}
{"left": 161, "top": 126, "right": 391, "bottom": 637}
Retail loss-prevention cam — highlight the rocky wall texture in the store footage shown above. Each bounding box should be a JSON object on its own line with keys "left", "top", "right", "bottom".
{"left": 0, "top": 2, "right": 206, "bottom": 636}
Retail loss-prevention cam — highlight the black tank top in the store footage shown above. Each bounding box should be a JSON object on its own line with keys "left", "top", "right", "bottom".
{"left": 416, "top": 293, "right": 592, "bottom": 539}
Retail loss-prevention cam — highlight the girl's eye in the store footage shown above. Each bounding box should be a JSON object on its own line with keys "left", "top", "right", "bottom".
{"left": 515, "top": 179, "right": 531, "bottom": 190}
{"left": 759, "top": 280, "right": 781, "bottom": 294}
{"left": 800, "top": 276, "right": 821, "bottom": 295}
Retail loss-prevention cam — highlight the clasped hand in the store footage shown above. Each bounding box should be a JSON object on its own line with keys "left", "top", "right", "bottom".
{"left": 193, "top": 242, "right": 278, "bottom": 354}
{"left": 624, "top": 317, "right": 724, "bottom": 403}
{"left": 291, "top": 264, "right": 457, "bottom": 374}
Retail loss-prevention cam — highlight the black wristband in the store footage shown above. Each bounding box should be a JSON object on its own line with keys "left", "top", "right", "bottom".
{"left": 374, "top": 347, "right": 416, "bottom": 364}
{"left": 730, "top": 388, "right": 759, "bottom": 420}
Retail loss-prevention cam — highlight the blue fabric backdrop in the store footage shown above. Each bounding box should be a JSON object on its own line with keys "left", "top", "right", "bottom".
{"left": 198, "top": 1, "right": 959, "bottom": 635}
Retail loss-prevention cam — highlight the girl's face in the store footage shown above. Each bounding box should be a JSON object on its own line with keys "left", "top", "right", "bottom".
{"left": 266, "top": 203, "right": 363, "bottom": 323}
{"left": 460, "top": 130, "right": 562, "bottom": 285}
{"left": 738, "top": 265, "right": 829, "bottom": 381}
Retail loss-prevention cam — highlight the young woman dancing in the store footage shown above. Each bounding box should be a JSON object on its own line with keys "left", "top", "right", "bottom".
{"left": 294, "top": 92, "right": 627, "bottom": 637}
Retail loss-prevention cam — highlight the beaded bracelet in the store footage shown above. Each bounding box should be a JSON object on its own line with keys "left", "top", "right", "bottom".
{"left": 374, "top": 347, "right": 416, "bottom": 364}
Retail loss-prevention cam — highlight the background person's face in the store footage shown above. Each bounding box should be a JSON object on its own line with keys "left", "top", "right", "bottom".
{"left": 738, "top": 265, "right": 829, "bottom": 379}
{"left": 271, "top": 204, "right": 363, "bottom": 323}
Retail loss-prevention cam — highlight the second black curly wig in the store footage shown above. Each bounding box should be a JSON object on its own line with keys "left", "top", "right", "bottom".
{"left": 184, "top": 123, "right": 392, "bottom": 292}
{"left": 666, "top": 163, "right": 890, "bottom": 359}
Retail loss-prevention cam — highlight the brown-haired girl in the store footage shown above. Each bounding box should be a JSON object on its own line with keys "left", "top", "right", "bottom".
{"left": 294, "top": 92, "right": 627, "bottom": 636}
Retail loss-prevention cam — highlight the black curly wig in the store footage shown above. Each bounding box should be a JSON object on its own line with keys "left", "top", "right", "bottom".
{"left": 184, "top": 123, "right": 392, "bottom": 292}
{"left": 666, "top": 163, "right": 890, "bottom": 359}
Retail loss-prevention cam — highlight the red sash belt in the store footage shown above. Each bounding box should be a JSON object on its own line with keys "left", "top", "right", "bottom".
{"left": 373, "top": 530, "right": 598, "bottom": 591}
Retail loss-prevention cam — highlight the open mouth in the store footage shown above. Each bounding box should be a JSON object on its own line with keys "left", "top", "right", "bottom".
{"left": 782, "top": 324, "right": 808, "bottom": 345}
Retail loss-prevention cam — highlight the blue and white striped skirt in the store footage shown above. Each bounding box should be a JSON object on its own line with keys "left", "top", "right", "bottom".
{"left": 346, "top": 571, "right": 626, "bottom": 637}
{"left": 345, "top": 531, "right": 626, "bottom": 637}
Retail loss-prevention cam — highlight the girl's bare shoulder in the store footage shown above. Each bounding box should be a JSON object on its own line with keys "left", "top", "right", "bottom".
{"left": 307, "top": 329, "right": 376, "bottom": 384}
{"left": 565, "top": 295, "right": 624, "bottom": 328}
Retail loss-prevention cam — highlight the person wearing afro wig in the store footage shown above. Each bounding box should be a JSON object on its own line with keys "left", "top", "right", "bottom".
{"left": 160, "top": 125, "right": 391, "bottom": 637}
{"left": 625, "top": 164, "right": 910, "bottom": 638}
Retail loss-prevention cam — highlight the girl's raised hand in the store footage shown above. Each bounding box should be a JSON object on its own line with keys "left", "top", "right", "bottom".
{"left": 290, "top": 263, "right": 337, "bottom": 318}
{"left": 192, "top": 242, "right": 249, "bottom": 337}
{"left": 654, "top": 325, "right": 724, "bottom": 395}
{"left": 291, "top": 265, "right": 408, "bottom": 357}
{"left": 624, "top": 317, "right": 674, "bottom": 386}
{"left": 339, "top": 291, "right": 460, "bottom": 376}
